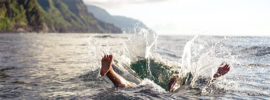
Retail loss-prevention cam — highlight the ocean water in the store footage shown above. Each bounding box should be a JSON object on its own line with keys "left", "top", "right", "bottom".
{"left": 0, "top": 33, "right": 269, "bottom": 99}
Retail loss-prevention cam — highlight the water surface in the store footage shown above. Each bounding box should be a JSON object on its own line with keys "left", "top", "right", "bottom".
{"left": 0, "top": 33, "right": 269, "bottom": 99}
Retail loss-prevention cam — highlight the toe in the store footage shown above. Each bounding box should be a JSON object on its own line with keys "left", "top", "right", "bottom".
{"left": 109, "top": 55, "right": 113, "bottom": 61}
{"left": 105, "top": 55, "right": 109, "bottom": 61}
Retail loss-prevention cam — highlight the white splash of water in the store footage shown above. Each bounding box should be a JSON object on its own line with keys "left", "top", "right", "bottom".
{"left": 123, "top": 28, "right": 159, "bottom": 82}
{"left": 138, "top": 79, "right": 166, "bottom": 93}
{"left": 125, "top": 29, "right": 158, "bottom": 61}
{"left": 181, "top": 35, "right": 198, "bottom": 75}
{"left": 179, "top": 35, "right": 232, "bottom": 84}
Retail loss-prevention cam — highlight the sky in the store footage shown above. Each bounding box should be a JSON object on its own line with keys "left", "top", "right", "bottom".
{"left": 83, "top": 0, "right": 270, "bottom": 36}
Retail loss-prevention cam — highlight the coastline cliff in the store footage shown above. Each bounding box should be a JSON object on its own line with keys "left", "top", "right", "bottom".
{"left": 0, "top": 0, "right": 122, "bottom": 33}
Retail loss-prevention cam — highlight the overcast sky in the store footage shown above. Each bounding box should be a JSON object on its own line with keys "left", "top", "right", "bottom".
{"left": 83, "top": 0, "right": 270, "bottom": 36}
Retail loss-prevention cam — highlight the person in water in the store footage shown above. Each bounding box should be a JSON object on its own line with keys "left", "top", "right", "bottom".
{"left": 100, "top": 54, "right": 230, "bottom": 92}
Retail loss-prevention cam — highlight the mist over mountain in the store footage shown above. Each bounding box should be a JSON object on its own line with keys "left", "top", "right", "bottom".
{"left": 0, "top": 0, "right": 122, "bottom": 33}
{"left": 87, "top": 4, "right": 153, "bottom": 34}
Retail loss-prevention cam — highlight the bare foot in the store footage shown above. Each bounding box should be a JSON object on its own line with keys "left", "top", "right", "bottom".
{"left": 168, "top": 75, "right": 179, "bottom": 92}
{"left": 100, "top": 55, "right": 113, "bottom": 76}
{"left": 213, "top": 63, "right": 230, "bottom": 78}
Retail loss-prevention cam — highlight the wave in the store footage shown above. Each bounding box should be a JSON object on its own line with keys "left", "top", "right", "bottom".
{"left": 130, "top": 59, "right": 178, "bottom": 91}
{"left": 88, "top": 33, "right": 239, "bottom": 98}
{"left": 241, "top": 46, "right": 270, "bottom": 56}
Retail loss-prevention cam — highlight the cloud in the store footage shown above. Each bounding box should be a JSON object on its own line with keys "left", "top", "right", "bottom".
{"left": 83, "top": 0, "right": 169, "bottom": 8}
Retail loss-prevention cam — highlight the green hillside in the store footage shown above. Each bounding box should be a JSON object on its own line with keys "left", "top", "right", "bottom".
{"left": 0, "top": 0, "right": 43, "bottom": 32}
{"left": 0, "top": 0, "right": 122, "bottom": 33}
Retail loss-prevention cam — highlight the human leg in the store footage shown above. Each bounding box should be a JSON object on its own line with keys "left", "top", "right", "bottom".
{"left": 100, "top": 55, "right": 136, "bottom": 88}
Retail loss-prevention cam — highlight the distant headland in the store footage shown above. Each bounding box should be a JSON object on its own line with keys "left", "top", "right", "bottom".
{"left": 0, "top": 0, "right": 152, "bottom": 34}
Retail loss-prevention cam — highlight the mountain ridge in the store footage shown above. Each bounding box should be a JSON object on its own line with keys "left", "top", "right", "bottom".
{"left": 0, "top": 0, "right": 122, "bottom": 33}
{"left": 87, "top": 4, "right": 153, "bottom": 34}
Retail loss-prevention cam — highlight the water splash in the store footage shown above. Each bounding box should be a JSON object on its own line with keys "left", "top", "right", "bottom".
{"left": 124, "top": 28, "right": 158, "bottom": 79}
{"left": 179, "top": 35, "right": 235, "bottom": 88}
{"left": 125, "top": 29, "right": 158, "bottom": 60}
{"left": 181, "top": 35, "right": 198, "bottom": 75}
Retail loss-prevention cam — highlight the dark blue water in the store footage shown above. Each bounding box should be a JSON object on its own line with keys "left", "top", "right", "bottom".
{"left": 0, "top": 33, "right": 269, "bottom": 99}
